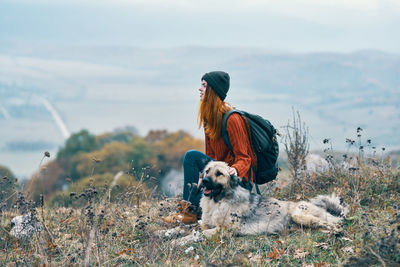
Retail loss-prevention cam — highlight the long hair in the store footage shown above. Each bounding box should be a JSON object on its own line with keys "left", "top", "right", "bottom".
{"left": 198, "top": 86, "right": 232, "bottom": 140}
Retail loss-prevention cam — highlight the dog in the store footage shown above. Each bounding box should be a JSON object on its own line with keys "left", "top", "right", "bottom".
{"left": 172, "top": 161, "right": 348, "bottom": 245}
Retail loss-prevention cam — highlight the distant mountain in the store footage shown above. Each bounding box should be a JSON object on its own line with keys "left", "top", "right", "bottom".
{"left": 0, "top": 43, "right": 399, "bottom": 178}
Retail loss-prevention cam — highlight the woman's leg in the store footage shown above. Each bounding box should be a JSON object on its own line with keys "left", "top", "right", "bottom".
{"left": 183, "top": 150, "right": 213, "bottom": 206}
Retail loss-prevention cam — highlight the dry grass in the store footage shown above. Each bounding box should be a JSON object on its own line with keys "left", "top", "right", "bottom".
{"left": 1, "top": 155, "right": 399, "bottom": 266}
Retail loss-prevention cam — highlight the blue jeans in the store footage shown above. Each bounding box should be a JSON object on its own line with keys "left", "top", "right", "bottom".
{"left": 183, "top": 150, "right": 253, "bottom": 206}
{"left": 183, "top": 150, "right": 213, "bottom": 206}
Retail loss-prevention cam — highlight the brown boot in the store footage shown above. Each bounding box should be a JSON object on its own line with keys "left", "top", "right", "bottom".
{"left": 162, "top": 200, "right": 198, "bottom": 224}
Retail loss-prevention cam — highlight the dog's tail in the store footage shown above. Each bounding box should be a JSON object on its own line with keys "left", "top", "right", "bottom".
{"left": 310, "top": 193, "right": 349, "bottom": 217}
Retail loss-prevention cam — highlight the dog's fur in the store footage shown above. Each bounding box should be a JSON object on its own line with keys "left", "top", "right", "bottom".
{"left": 173, "top": 161, "right": 348, "bottom": 245}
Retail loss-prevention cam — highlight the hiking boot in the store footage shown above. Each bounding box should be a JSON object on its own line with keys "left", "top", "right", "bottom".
{"left": 162, "top": 200, "right": 198, "bottom": 224}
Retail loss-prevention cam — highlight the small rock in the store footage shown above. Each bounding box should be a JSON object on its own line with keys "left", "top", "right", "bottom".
{"left": 10, "top": 213, "right": 42, "bottom": 240}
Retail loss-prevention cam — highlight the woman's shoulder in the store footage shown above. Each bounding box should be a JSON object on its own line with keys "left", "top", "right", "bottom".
{"left": 226, "top": 112, "right": 246, "bottom": 129}
{"left": 227, "top": 112, "right": 244, "bottom": 124}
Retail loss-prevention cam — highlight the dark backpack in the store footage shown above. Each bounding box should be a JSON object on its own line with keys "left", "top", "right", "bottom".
{"left": 221, "top": 109, "right": 279, "bottom": 188}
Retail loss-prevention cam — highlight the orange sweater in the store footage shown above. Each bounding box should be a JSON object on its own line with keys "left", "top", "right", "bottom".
{"left": 205, "top": 113, "right": 257, "bottom": 182}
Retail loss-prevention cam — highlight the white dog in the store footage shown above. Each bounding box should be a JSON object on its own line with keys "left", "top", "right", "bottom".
{"left": 173, "top": 161, "right": 347, "bottom": 245}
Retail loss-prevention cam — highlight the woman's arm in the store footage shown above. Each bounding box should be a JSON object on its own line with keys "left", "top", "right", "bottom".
{"left": 226, "top": 114, "right": 252, "bottom": 179}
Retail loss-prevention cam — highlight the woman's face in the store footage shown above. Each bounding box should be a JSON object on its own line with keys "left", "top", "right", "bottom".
{"left": 199, "top": 80, "right": 207, "bottom": 100}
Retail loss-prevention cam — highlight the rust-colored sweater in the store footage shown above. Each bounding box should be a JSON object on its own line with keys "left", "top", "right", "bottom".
{"left": 205, "top": 113, "right": 257, "bottom": 182}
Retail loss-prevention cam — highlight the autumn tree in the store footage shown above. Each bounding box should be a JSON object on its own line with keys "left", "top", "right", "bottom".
{"left": 23, "top": 128, "right": 204, "bottom": 204}
{"left": 57, "top": 129, "right": 98, "bottom": 161}
{"left": 146, "top": 130, "right": 203, "bottom": 176}
{"left": 96, "top": 129, "right": 137, "bottom": 147}
{"left": 68, "top": 142, "right": 131, "bottom": 179}
{"left": 25, "top": 161, "right": 63, "bottom": 204}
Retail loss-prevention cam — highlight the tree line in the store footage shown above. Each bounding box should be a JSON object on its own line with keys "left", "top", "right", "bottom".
{"left": 24, "top": 128, "right": 203, "bottom": 206}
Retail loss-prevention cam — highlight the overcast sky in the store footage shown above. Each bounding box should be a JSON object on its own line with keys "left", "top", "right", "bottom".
{"left": 1, "top": 0, "right": 399, "bottom": 53}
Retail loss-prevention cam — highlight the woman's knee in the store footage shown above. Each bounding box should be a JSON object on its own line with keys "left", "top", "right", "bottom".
{"left": 183, "top": 150, "right": 201, "bottom": 165}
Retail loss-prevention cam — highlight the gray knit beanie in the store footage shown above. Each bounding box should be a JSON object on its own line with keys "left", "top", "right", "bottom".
{"left": 201, "top": 71, "right": 230, "bottom": 101}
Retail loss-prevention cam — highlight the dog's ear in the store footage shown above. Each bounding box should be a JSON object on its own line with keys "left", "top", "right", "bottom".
{"left": 201, "top": 158, "right": 213, "bottom": 167}
{"left": 229, "top": 175, "right": 241, "bottom": 188}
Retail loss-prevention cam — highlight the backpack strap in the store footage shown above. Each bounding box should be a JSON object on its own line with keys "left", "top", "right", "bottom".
{"left": 221, "top": 109, "right": 242, "bottom": 152}
{"left": 250, "top": 165, "right": 261, "bottom": 195}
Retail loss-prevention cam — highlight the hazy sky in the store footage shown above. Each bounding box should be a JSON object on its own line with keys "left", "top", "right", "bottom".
{"left": 1, "top": 0, "right": 399, "bottom": 53}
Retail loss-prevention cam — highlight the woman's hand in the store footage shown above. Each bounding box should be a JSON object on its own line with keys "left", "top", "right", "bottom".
{"left": 228, "top": 167, "right": 238, "bottom": 176}
{"left": 197, "top": 173, "right": 203, "bottom": 190}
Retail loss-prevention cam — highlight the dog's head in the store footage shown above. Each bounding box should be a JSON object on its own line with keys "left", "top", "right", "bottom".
{"left": 201, "top": 161, "right": 241, "bottom": 202}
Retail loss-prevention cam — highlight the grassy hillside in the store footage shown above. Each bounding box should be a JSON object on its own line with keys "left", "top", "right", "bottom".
{"left": 0, "top": 151, "right": 399, "bottom": 266}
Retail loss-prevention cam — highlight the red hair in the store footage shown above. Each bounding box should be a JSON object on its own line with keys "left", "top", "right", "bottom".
{"left": 198, "top": 87, "right": 232, "bottom": 140}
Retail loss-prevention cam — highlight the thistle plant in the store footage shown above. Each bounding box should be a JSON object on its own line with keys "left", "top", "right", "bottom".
{"left": 281, "top": 108, "right": 309, "bottom": 196}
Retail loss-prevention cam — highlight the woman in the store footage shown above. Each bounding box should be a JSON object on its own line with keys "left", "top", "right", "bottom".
{"left": 163, "top": 71, "right": 257, "bottom": 224}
